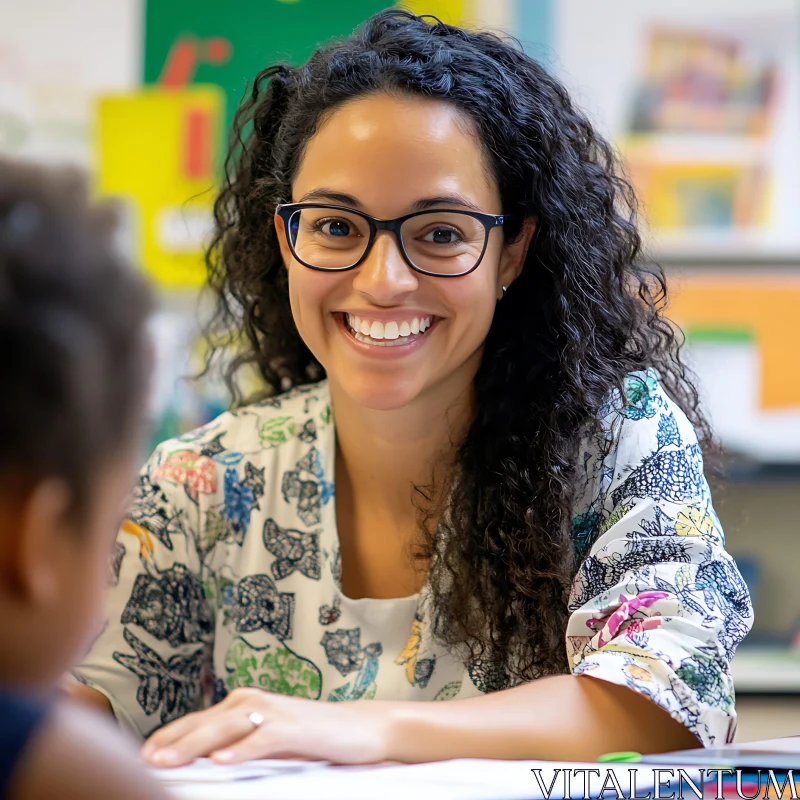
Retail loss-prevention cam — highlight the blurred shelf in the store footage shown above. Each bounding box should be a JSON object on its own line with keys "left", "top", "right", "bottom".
{"left": 658, "top": 255, "right": 800, "bottom": 269}
{"left": 721, "top": 459, "right": 800, "bottom": 485}
{"left": 733, "top": 648, "right": 800, "bottom": 694}
{"left": 651, "top": 239, "right": 800, "bottom": 268}
{"left": 624, "top": 132, "right": 769, "bottom": 160}
{"left": 637, "top": 229, "right": 800, "bottom": 267}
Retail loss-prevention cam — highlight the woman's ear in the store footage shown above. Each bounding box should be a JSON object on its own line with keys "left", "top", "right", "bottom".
{"left": 497, "top": 216, "right": 537, "bottom": 298}
{"left": 274, "top": 213, "right": 292, "bottom": 268}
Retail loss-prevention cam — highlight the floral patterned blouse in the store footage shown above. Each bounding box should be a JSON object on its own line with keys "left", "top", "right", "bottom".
{"left": 73, "top": 370, "right": 753, "bottom": 747}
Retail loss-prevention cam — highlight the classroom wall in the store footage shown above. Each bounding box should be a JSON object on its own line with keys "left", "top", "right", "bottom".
{"left": 554, "top": 0, "right": 800, "bottom": 252}
{"left": 0, "top": 0, "right": 141, "bottom": 164}
{"left": 719, "top": 482, "right": 800, "bottom": 638}
{"left": 2, "top": 0, "right": 799, "bottom": 692}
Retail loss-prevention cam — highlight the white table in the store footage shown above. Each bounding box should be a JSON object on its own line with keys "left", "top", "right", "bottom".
{"left": 158, "top": 758, "right": 690, "bottom": 800}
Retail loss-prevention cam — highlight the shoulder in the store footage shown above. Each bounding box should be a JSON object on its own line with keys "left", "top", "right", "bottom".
{"left": 568, "top": 370, "right": 715, "bottom": 563}
{"left": 594, "top": 368, "right": 699, "bottom": 454}
{"left": 605, "top": 370, "right": 707, "bottom": 504}
{"left": 141, "top": 380, "right": 332, "bottom": 491}
{"left": 129, "top": 380, "right": 333, "bottom": 530}
{"left": 9, "top": 700, "right": 168, "bottom": 800}
{"left": 572, "top": 369, "right": 707, "bottom": 537}
{"left": 153, "top": 380, "right": 332, "bottom": 463}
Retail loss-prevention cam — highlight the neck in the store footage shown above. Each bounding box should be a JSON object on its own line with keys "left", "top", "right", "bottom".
{"left": 329, "top": 368, "right": 477, "bottom": 523}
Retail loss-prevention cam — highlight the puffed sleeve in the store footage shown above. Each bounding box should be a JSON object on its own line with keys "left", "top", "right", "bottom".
{"left": 566, "top": 370, "right": 753, "bottom": 746}
{"left": 71, "top": 436, "right": 218, "bottom": 739}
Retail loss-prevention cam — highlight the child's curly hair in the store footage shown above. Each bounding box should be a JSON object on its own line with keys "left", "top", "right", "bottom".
{"left": 0, "top": 159, "right": 152, "bottom": 516}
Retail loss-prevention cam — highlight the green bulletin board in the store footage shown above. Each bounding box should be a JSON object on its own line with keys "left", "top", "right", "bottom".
{"left": 144, "top": 0, "right": 394, "bottom": 136}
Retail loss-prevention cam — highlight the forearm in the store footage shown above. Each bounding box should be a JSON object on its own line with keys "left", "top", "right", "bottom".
{"left": 384, "top": 675, "right": 698, "bottom": 762}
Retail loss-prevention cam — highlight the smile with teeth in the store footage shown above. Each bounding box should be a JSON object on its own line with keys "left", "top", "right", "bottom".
{"left": 344, "top": 313, "right": 433, "bottom": 346}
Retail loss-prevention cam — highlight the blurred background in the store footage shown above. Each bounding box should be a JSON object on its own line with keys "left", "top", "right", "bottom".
{"left": 2, "top": 0, "right": 798, "bottom": 740}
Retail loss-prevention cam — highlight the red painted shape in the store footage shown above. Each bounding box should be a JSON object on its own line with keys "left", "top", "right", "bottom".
{"left": 205, "top": 37, "right": 232, "bottom": 64}
{"left": 183, "top": 108, "right": 212, "bottom": 180}
{"left": 160, "top": 38, "right": 199, "bottom": 87}
{"left": 159, "top": 36, "right": 232, "bottom": 87}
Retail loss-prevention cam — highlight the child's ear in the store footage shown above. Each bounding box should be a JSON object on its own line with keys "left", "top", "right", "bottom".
{"left": 1, "top": 479, "right": 73, "bottom": 606}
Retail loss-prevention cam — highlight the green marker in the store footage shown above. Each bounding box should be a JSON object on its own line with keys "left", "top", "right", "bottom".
{"left": 598, "top": 752, "right": 642, "bottom": 763}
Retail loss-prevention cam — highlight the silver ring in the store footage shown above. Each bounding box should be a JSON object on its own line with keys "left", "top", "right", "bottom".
{"left": 248, "top": 711, "right": 264, "bottom": 728}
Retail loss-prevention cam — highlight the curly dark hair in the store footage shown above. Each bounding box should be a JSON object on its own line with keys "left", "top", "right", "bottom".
{"left": 0, "top": 159, "right": 152, "bottom": 516}
{"left": 204, "top": 10, "right": 710, "bottom": 682}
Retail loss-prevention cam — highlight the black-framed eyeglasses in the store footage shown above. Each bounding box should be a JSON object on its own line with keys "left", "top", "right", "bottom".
{"left": 275, "top": 202, "right": 514, "bottom": 278}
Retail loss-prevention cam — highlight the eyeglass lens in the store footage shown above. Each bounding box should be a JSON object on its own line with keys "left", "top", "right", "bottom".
{"left": 287, "top": 207, "right": 487, "bottom": 275}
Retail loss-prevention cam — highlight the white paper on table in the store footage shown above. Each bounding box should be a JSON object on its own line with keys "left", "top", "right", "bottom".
{"left": 160, "top": 758, "right": 697, "bottom": 800}
{"left": 732, "top": 736, "right": 800, "bottom": 753}
{"left": 151, "top": 757, "right": 327, "bottom": 784}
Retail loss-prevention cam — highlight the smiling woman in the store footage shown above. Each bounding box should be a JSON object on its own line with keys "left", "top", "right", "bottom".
{"left": 273, "top": 92, "right": 527, "bottom": 413}
{"left": 68, "top": 9, "right": 753, "bottom": 767}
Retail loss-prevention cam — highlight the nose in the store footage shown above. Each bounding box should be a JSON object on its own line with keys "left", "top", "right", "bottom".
{"left": 351, "top": 230, "right": 419, "bottom": 303}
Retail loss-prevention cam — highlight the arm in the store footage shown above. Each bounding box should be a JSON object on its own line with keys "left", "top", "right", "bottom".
{"left": 143, "top": 672, "right": 695, "bottom": 767}
{"left": 10, "top": 699, "right": 169, "bottom": 800}
{"left": 384, "top": 672, "right": 696, "bottom": 762}
{"left": 562, "top": 376, "right": 753, "bottom": 749}
{"left": 383, "top": 376, "right": 749, "bottom": 760}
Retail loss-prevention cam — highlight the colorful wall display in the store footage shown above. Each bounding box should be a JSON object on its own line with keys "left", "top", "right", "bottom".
{"left": 555, "top": 0, "right": 800, "bottom": 256}
{"left": 143, "top": 0, "right": 395, "bottom": 137}
{"left": 96, "top": 86, "right": 224, "bottom": 287}
{"left": 130, "top": 0, "right": 549, "bottom": 289}
{"left": 671, "top": 276, "right": 800, "bottom": 410}
{"left": 670, "top": 275, "right": 800, "bottom": 462}
{"left": 622, "top": 26, "right": 776, "bottom": 234}
{"left": 143, "top": 0, "right": 551, "bottom": 134}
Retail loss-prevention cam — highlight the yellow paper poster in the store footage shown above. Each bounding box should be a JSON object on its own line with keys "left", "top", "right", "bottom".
{"left": 96, "top": 86, "right": 223, "bottom": 288}
{"left": 398, "top": 0, "right": 468, "bottom": 25}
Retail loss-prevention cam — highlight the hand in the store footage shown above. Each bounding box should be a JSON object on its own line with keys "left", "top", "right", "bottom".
{"left": 140, "top": 688, "right": 393, "bottom": 767}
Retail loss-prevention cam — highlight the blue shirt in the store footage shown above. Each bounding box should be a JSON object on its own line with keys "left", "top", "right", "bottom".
{"left": 0, "top": 689, "right": 47, "bottom": 799}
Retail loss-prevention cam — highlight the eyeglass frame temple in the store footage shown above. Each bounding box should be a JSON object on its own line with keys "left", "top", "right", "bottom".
{"left": 274, "top": 202, "right": 515, "bottom": 277}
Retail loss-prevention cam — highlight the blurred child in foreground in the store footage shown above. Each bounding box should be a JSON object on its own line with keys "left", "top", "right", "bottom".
{"left": 0, "top": 160, "right": 167, "bottom": 800}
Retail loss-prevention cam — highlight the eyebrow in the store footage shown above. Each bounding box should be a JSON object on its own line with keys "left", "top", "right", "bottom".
{"left": 297, "top": 189, "right": 363, "bottom": 207}
{"left": 296, "top": 188, "right": 484, "bottom": 214}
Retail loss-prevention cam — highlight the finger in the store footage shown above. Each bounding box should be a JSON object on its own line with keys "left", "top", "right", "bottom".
{"left": 145, "top": 712, "right": 263, "bottom": 768}
{"left": 210, "top": 726, "right": 290, "bottom": 765}
{"left": 142, "top": 704, "right": 231, "bottom": 759}
{"left": 142, "top": 712, "right": 206, "bottom": 759}
{"left": 142, "top": 688, "right": 259, "bottom": 760}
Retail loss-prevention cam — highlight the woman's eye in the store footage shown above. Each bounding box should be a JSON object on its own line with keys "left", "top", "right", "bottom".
{"left": 423, "top": 227, "right": 462, "bottom": 244}
{"left": 317, "top": 219, "right": 352, "bottom": 236}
